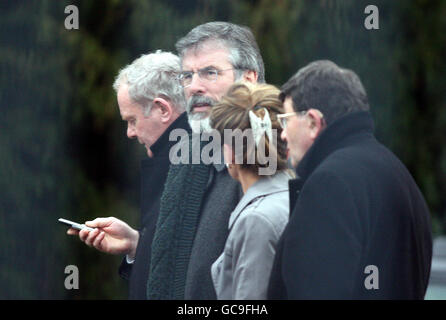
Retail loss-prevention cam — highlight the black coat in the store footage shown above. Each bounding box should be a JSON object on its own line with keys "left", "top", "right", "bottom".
{"left": 119, "top": 112, "right": 190, "bottom": 299}
{"left": 268, "top": 111, "right": 432, "bottom": 299}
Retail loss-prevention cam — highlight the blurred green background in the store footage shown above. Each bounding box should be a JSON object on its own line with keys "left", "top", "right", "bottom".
{"left": 1, "top": 0, "right": 445, "bottom": 299}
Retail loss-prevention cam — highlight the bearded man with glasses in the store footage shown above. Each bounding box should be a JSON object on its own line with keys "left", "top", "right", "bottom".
{"left": 146, "top": 21, "right": 265, "bottom": 300}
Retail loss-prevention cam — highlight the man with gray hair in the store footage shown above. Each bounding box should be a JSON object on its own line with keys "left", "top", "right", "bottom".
{"left": 175, "top": 21, "right": 264, "bottom": 133}
{"left": 268, "top": 60, "right": 432, "bottom": 299}
{"left": 67, "top": 50, "right": 191, "bottom": 299}
{"left": 147, "top": 21, "right": 265, "bottom": 299}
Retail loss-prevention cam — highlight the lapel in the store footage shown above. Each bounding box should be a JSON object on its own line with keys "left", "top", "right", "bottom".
{"left": 228, "top": 171, "right": 290, "bottom": 230}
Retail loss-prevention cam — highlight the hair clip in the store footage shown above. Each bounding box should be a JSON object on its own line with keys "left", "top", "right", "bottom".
{"left": 249, "top": 108, "right": 272, "bottom": 147}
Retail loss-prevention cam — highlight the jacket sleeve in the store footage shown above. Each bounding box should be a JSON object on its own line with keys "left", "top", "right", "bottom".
{"left": 231, "top": 212, "right": 283, "bottom": 299}
{"left": 118, "top": 256, "right": 133, "bottom": 281}
{"left": 282, "top": 170, "right": 363, "bottom": 299}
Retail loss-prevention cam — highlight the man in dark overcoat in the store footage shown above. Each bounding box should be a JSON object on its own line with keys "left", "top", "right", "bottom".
{"left": 268, "top": 60, "right": 432, "bottom": 299}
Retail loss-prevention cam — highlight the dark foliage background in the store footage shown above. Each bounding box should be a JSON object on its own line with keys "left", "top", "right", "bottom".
{"left": 1, "top": 0, "right": 445, "bottom": 299}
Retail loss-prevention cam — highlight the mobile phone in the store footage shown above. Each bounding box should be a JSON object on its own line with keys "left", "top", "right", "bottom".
{"left": 58, "top": 218, "right": 95, "bottom": 232}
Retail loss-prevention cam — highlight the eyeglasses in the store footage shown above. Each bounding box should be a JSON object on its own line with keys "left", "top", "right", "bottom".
{"left": 277, "top": 111, "right": 307, "bottom": 129}
{"left": 277, "top": 110, "right": 324, "bottom": 129}
{"left": 178, "top": 67, "right": 238, "bottom": 88}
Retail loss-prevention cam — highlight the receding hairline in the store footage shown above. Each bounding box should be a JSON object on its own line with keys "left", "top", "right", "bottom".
{"left": 180, "top": 39, "right": 232, "bottom": 63}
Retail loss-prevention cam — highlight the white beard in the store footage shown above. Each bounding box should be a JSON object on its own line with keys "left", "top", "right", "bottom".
{"left": 188, "top": 115, "right": 212, "bottom": 134}
{"left": 186, "top": 94, "right": 216, "bottom": 134}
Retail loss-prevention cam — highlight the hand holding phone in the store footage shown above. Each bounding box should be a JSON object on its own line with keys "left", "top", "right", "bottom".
{"left": 62, "top": 217, "right": 140, "bottom": 257}
{"left": 58, "top": 218, "right": 95, "bottom": 232}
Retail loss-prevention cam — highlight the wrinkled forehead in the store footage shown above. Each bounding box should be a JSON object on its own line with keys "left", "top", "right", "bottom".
{"left": 181, "top": 40, "right": 232, "bottom": 70}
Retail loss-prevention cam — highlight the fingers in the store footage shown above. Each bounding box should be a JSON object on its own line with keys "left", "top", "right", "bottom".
{"left": 67, "top": 228, "right": 79, "bottom": 236}
{"left": 93, "top": 231, "right": 106, "bottom": 249}
{"left": 79, "top": 228, "right": 101, "bottom": 247}
{"left": 85, "top": 217, "right": 114, "bottom": 228}
{"left": 78, "top": 228, "right": 89, "bottom": 242}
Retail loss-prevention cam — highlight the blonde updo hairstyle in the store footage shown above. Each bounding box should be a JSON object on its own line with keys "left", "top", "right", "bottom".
{"left": 210, "top": 82, "right": 288, "bottom": 176}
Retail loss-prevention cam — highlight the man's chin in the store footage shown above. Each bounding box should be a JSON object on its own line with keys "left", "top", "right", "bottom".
{"left": 190, "top": 109, "right": 211, "bottom": 120}
{"left": 188, "top": 116, "right": 212, "bottom": 134}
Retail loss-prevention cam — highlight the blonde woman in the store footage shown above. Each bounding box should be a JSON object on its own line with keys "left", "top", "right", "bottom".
{"left": 209, "top": 82, "right": 291, "bottom": 299}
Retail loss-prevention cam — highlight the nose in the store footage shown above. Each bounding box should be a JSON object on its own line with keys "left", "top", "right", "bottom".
{"left": 185, "top": 73, "right": 206, "bottom": 98}
{"left": 127, "top": 126, "right": 136, "bottom": 139}
{"left": 280, "top": 128, "right": 287, "bottom": 141}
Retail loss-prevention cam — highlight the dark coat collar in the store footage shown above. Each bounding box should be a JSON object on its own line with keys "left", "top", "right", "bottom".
{"left": 296, "top": 111, "right": 375, "bottom": 181}
{"left": 147, "top": 111, "right": 191, "bottom": 160}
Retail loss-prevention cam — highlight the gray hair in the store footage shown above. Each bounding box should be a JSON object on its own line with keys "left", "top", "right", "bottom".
{"left": 113, "top": 50, "right": 185, "bottom": 115}
{"left": 175, "top": 21, "right": 265, "bottom": 83}
{"left": 280, "top": 60, "right": 370, "bottom": 125}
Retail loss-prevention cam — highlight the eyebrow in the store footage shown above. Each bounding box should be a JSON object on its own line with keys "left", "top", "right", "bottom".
{"left": 183, "top": 65, "right": 219, "bottom": 72}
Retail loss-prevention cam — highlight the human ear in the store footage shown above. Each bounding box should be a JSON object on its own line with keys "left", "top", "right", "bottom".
{"left": 153, "top": 97, "right": 173, "bottom": 123}
{"left": 307, "top": 109, "right": 325, "bottom": 140}
{"left": 242, "top": 70, "right": 258, "bottom": 84}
